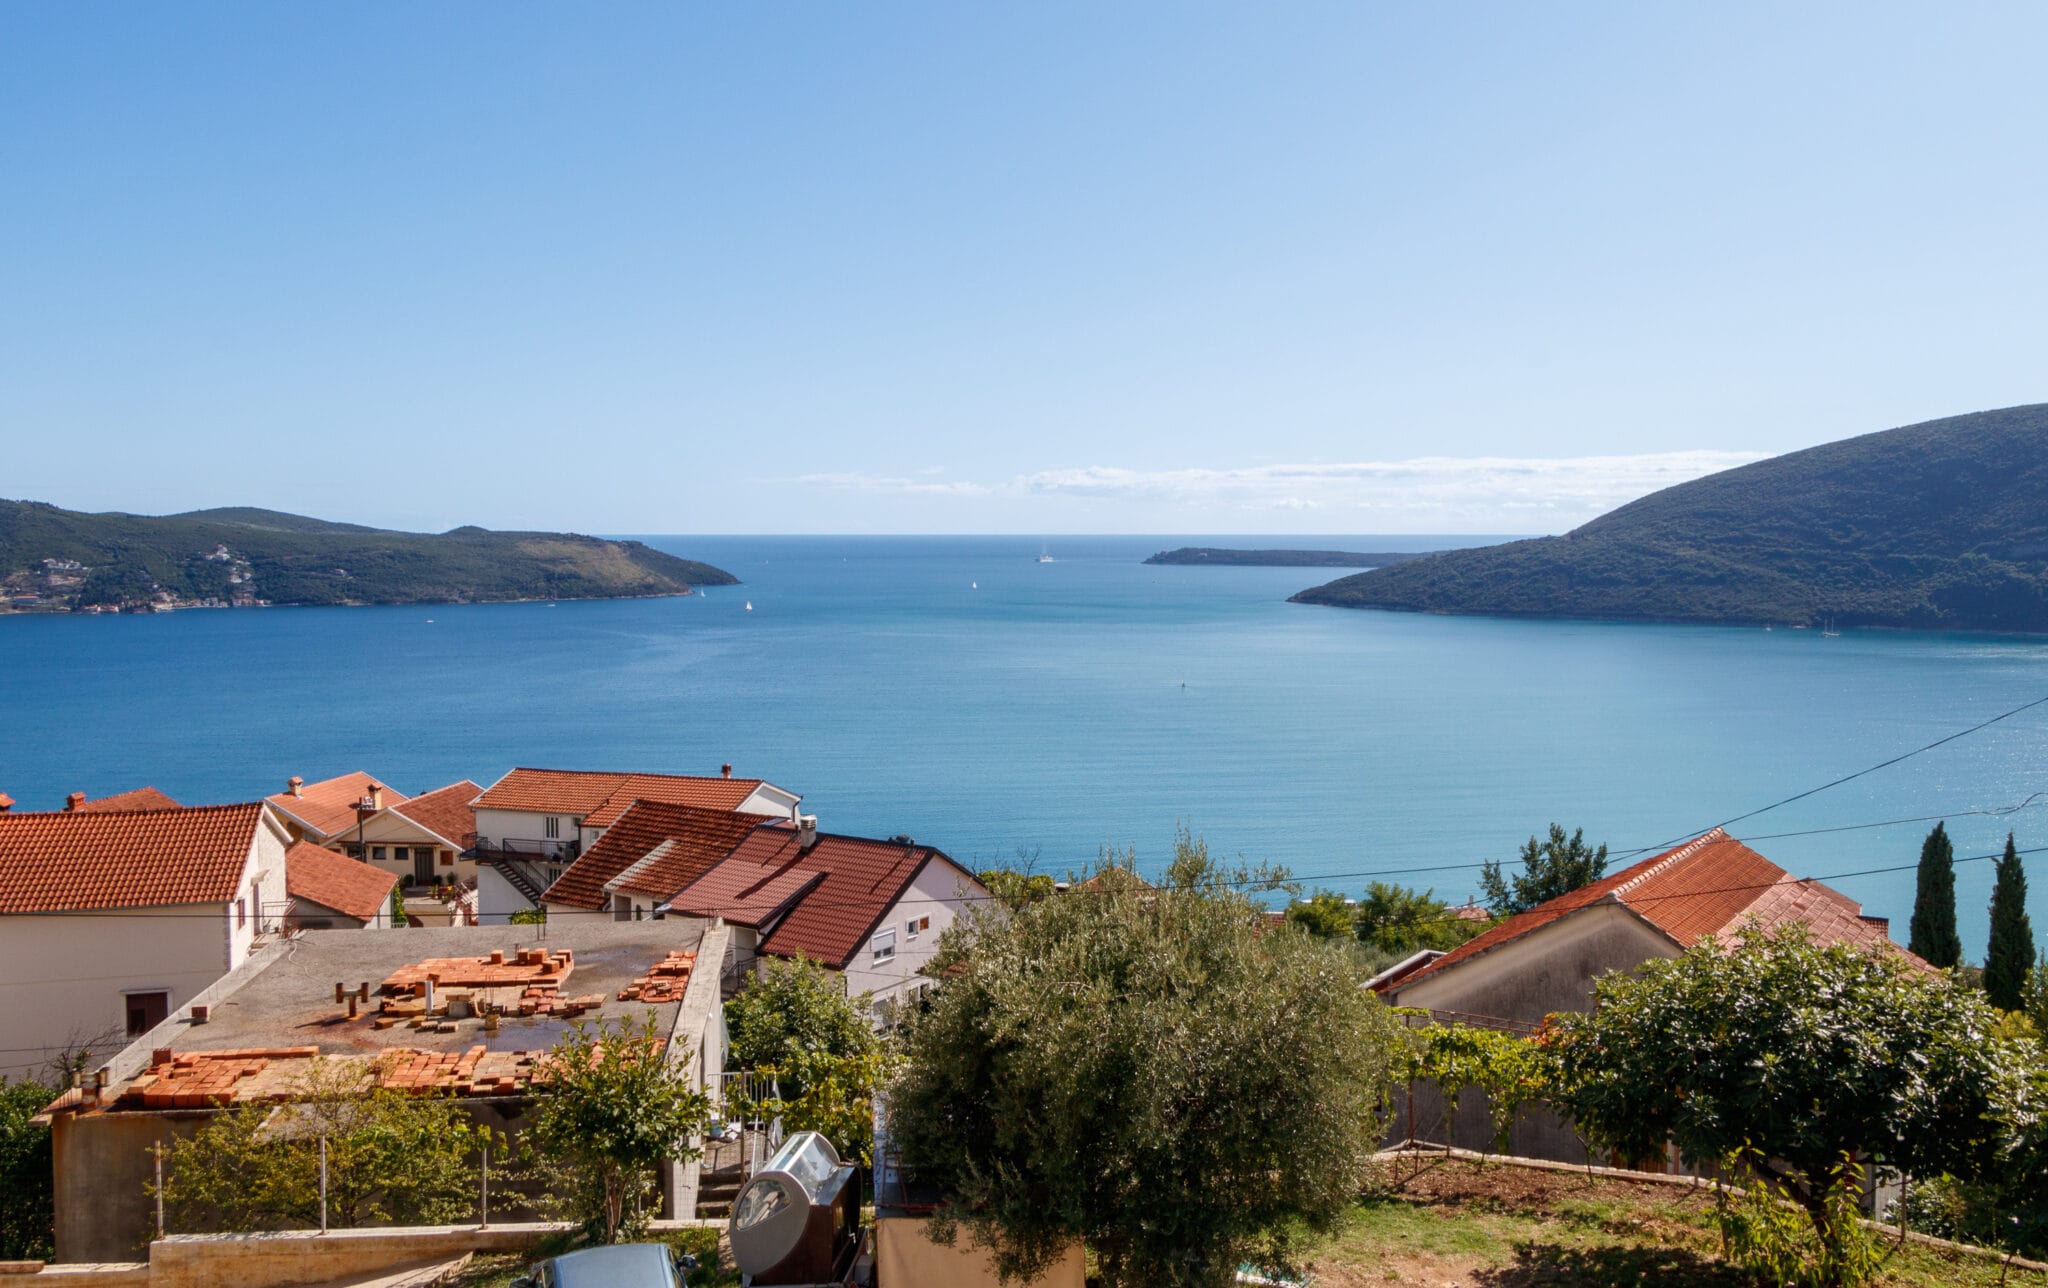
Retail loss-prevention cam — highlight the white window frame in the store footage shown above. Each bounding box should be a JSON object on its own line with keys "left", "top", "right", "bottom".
{"left": 871, "top": 928, "right": 897, "bottom": 963}
{"left": 543, "top": 816, "right": 561, "bottom": 840}
{"left": 906, "top": 915, "right": 930, "bottom": 938}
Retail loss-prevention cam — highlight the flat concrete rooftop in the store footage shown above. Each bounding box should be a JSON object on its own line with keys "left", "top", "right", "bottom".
{"left": 110, "top": 919, "right": 710, "bottom": 1096}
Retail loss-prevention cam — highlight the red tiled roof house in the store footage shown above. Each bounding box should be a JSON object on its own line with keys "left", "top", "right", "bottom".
{"left": 266, "top": 771, "right": 407, "bottom": 845}
{"left": 541, "top": 804, "right": 989, "bottom": 1023}
{"left": 326, "top": 779, "right": 483, "bottom": 890}
{"left": 471, "top": 767, "right": 800, "bottom": 923}
{"left": 0, "top": 801, "right": 291, "bottom": 1080}
{"left": 1377, "top": 828, "right": 1923, "bottom": 1164}
{"left": 285, "top": 841, "right": 400, "bottom": 930}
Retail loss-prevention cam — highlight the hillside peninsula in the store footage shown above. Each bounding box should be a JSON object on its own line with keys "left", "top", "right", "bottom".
{"left": 0, "top": 501, "right": 738, "bottom": 611}
{"left": 1145, "top": 547, "right": 1443, "bottom": 568}
{"left": 1291, "top": 403, "right": 2048, "bottom": 633}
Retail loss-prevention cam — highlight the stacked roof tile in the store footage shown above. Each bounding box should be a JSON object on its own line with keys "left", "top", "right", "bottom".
{"left": 0, "top": 802, "right": 265, "bottom": 913}
{"left": 285, "top": 841, "right": 398, "bottom": 922}
{"left": 1389, "top": 827, "right": 1920, "bottom": 992}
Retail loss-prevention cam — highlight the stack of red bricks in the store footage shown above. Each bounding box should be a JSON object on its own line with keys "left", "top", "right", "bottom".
{"left": 516, "top": 988, "right": 608, "bottom": 1018}
{"left": 617, "top": 950, "right": 696, "bottom": 1004}
{"left": 381, "top": 947, "right": 575, "bottom": 995}
{"left": 118, "top": 1047, "right": 321, "bottom": 1109}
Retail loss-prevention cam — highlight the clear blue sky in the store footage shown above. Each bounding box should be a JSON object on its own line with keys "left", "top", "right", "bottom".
{"left": 3, "top": 3, "right": 2044, "bottom": 534}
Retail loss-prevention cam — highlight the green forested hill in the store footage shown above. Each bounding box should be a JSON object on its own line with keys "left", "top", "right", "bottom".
{"left": 0, "top": 501, "right": 738, "bottom": 609}
{"left": 1291, "top": 403, "right": 2048, "bottom": 632}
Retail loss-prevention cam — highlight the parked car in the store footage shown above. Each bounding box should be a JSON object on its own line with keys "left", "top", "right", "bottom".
{"left": 509, "top": 1243, "right": 698, "bottom": 1288}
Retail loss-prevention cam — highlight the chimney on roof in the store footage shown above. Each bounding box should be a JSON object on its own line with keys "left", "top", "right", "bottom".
{"left": 0, "top": 794, "right": 12, "bottom": 814}
{"left": 720, "top": 763, "right": 733, "bottom": 779}
{"left": 288, "top": 776, "right": 304, "bottom": 798}
{"left": 797, "top": 815, "right": 819, "bottom": 851}
{"left": 65, "top": 791, "right": 86, "bottom": 811}
{"left": 368, "top": 784, "right": 383, "bottom": 809}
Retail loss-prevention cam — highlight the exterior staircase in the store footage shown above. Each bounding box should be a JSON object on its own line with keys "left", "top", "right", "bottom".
{"left": 696, "top": 1168, "right": 745, "bottom": 1220}
{"left": 480, "top": 854, "right": 547, "bottom": 907}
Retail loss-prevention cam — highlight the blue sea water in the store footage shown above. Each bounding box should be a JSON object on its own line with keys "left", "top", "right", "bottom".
{"left": 4, "top": 533, "right": 2047, "bottom": 961}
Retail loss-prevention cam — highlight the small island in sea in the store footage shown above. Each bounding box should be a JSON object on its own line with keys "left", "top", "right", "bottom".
{"left": 0, "top": 500, "right": 738, "bottom": 612}
{"left": 1290, "top": 402, "right": 2048, "bottom": 634}
{"left": 1145, "top": 547, "right": 1443, "bottom": 568}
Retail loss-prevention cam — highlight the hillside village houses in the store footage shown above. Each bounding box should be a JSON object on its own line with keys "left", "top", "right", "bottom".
{"left": 1372, "top": 827, "right": 1927, "bottom": 1165}
{"left": 470, "top": 766, "right": 800, "bottom": 922}
{"left": 0, "top": 801, "right": 290, "bottom": 1081}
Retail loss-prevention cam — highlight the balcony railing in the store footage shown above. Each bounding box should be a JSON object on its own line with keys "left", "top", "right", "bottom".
{"left": 472, "top": 835, "right": 580, "bottom": 861}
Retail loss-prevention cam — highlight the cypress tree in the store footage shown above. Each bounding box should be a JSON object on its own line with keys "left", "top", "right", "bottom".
{"left": 1907, "top": 822, "right": 1961, "bottom": 968}
{"left": 1983, "top": 832, "right": 2036, "bottom": 1012}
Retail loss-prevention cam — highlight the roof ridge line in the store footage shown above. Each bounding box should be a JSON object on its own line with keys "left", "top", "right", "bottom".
{"left": 1610, "top": 827, "right": 1729, "bottom": 901}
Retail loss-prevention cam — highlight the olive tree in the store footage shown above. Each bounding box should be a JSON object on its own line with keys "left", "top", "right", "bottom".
{"left": 528, "top": 1015, "right": 709, "bottom": 1244}
{"left": 887, "top": 833, "right": 1406, "bottom": 1288}
{"left": 1551, "top": 924, "right": 2010, "bottom": 1286}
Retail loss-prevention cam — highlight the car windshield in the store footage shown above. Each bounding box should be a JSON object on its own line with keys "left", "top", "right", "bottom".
{"left": 550, "top": 1244, "right": 677, "bottom": 1288}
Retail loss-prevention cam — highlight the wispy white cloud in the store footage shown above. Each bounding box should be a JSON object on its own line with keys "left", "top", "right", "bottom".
{"left": 790, "top": 451, "right": 1766, "bottom": 524}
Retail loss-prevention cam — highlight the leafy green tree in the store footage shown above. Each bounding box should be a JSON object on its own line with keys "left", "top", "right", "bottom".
{"left": 724, "top": 956, "right": 888, "bottom": 1162}
{"left": 1477, "top": 824, "right": 1608, "bottom": 917}
{"left": 1985, "top": 832, "right": 2037, "bottom": 1012}
{"left": 529, "top": 1014, "right": 709, "bottom": 1244}
{"left": 888, "top": 834, "right": 1404, "bottom": 1288}
{"left": 1551, "top": 925, "right": 2010, "bottom": 1286}
{"left": 1908, "top": 821, "right": 1961, "bottom": 967}
{"left": 157, "top": 1059, "right": 496, "bottom": 1232}
{"left": 978, "top": 868, "right": 1056, "bottom": 909}
{"left": 1406, "top": 1024, "right": 1557, "bottom": 1156}
{"left": 0, "top": 1078, "right": 54, "bottom": 1260}
{"left": 1284, "top": 889, "right": 1355, "bottom": 939}
{"left": 1356, "top": 882, "right": 1489, "bottom": 953}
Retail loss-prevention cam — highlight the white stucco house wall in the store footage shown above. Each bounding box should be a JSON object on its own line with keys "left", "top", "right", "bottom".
{"left": 0, "top": 801, "right": 290, "bottom": 1079}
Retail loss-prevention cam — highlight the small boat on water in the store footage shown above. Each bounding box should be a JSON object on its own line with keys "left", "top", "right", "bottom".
{"left": 744, "top": 601, "right": 754, "bottom": 612}
{"left": 1037, "top": 545, "right": 1055, "bottom": 564}
{"left": 971, "top": 581, "right": 978, "bottom": 589}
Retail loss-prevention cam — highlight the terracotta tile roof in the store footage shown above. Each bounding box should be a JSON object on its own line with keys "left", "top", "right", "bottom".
{"left": 72, "top": 786, "right": 182, "bottom": 813}
{"left": 473, "top": 768, "right": 768, "bottom": 824}
{"left": 285, "top": 841, "right": 398, "bottom": 923}
{"left": 764, "top": 834, "right": 969, "bottom": 968}
{"left": 665, "top": 841, "right": 825, "bottom": 929}
{"left": 388, "top": 780, "right": 481, "bottom": 850}
{"left": 541, "top": 800, "right": 763, "bottom": 910}
{"left": 664, "top": 829, "right": 980, "bottom": 970}
{"left": 0, "top": 803, "right": 265, "bottom": 913}
{"left": 266, "top": 773, "right": 407, "bottom": 840}
{"left": 1388, "top": 828, "right": 1923, "bottom": 994}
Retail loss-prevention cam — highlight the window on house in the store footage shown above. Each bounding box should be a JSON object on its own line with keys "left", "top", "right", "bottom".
{"left": 871, "top": 929, "right": 897, "bottom": 963}
{"left": 906, "top": 916, "right": 930, "bottom": 938}
{"left": 372, "top": 846, "right": 387, "bottom": 861}
{"left": 235, "top": 898, "right": 247, "bottom": 929}
{"left": 543, "top": 816, "right": 560, "bottom": 840}
{"left": 125, "top": 991, "right": 169, "bottom": 1037}
{"left": 345, "top": 844, "right": 364, "bottom": 859}
{"left": 439, "top": 850, "right": 454, "bottom": 867}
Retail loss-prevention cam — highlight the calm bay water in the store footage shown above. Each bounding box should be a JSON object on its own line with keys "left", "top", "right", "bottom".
{"left": 4, "top": 533, "right": 2046, "bottom": 960}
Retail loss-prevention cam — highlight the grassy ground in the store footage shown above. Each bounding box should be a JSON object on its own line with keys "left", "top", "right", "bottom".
{"left": 1303, "top": 1160, "right": 2048, "bottom": 1287}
